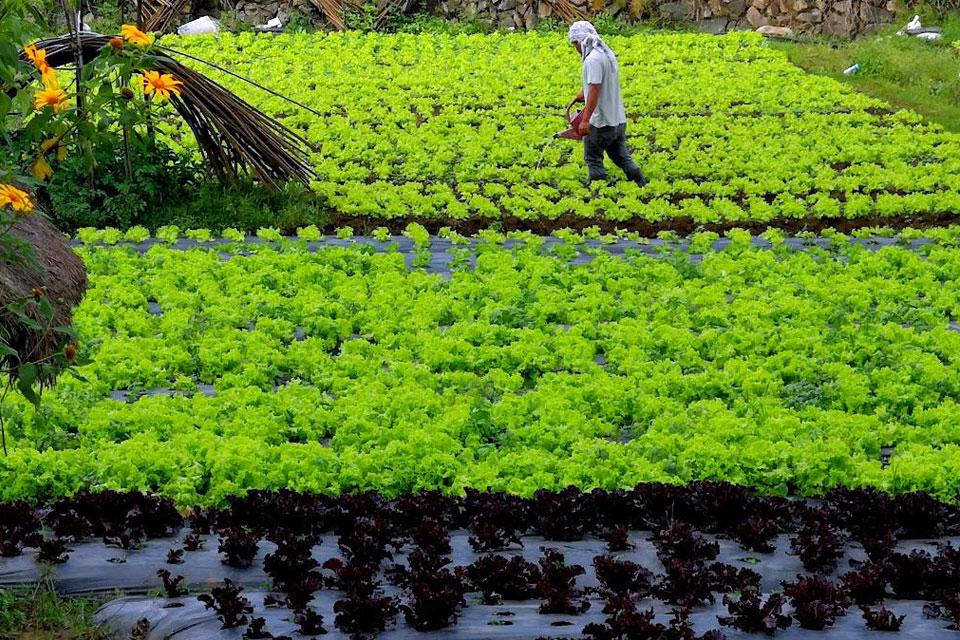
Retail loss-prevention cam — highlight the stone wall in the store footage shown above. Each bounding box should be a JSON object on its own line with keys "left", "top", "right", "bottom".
{"left": 226, "top": 0, "right": 896, "bottom": 36}
{"left": 434, "top": 0, "right": 896, "bottom": 35}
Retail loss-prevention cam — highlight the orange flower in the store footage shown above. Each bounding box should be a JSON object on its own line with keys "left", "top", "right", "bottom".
{"left": 0, "top": 184, "right": 34, "bottom": 215}
{"left": 121, "top": 24, "right": 154, "bottom": 47}
{"left": 109, "top": 37, "right": 124, "bottom": 51}
{"left": 24, "top": 44, "right": 51, "bottom": 75}
{"left": 33, "top": 86, "right": 69, "bottom": 113}
{"left": 140, "top": 70, "right": 183, "bottom": 102}
{"left": 41, "top": 67, "right": 58, "bottom": 87}
{"left": 64, "top": 343, "right": 78, "bottom": 361}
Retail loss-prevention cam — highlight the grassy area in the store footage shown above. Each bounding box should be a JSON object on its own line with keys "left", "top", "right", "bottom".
{"left": 0, "top": 585, "right": 110, "bottom": 640}
{"left": 772, "top": 14, "right": 960, "bottom": 132}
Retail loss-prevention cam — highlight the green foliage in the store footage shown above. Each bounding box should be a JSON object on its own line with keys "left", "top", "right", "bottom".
{"left": 44, "top": 137, "right": 200, "bottom": 230}
{"left": 774, "top": 18, "right": 960, "bottom": 133}
{"left": 344, "top": 2, "right": 380, "bottom": 31}
{"left": 0, "top": 585, "right": 109, "bottom": 639}
{"left": 4, "top": 231, "right": 960, "bottom": 503}
{"left": 388, "top": 12, "right": 495, "bottom": 34}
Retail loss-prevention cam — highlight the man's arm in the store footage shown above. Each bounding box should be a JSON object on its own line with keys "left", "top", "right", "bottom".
{"left": 578, "top": 84, "right": 601, "bottom": 136}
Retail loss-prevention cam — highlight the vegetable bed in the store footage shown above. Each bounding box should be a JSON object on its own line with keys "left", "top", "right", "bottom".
{"left": 160, "top": 31, "right": 960, "bottom": 232}
{"left": 4, "top": 232, "right": 960, "bottom": 503}
{"left": 2, "top": 487, "right": 959, "bottom": 639}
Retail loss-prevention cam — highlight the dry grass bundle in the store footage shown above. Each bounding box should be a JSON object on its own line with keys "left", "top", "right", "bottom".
{"left": 0, "top": 213, "right": 86, "bottom": 383}
{"left": 29, "top": 32, "right": 315, "bottom": 188}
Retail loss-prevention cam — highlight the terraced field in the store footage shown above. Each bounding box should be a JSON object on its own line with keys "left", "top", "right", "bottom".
{"left": 163, "top": 31, "right": 960, "bottom": 232}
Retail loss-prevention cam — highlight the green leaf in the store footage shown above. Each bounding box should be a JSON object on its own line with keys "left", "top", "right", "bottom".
{"left": 38, "top": 296, "right": 53, "bottom": 321}
{"left": 16, "top": 362, "right": 40, "bottom": 407}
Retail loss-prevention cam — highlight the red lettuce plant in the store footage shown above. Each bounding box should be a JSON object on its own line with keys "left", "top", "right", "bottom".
{"left": 332, "top": 590, "right": 399, "bottom": 635}
{"left": 263, "top": 533, "right": 320, "bottom": 591}
{"left": 157, "top": 569, "right": 188, "bottom": 597}
{"left": 217, "top": 527, "right": 260, "bottom": 568}
{"left": 599, "top": 525, "right": 634, "bottom": 551}
{"left": 394, "top": 490, "right": 458, "bottom": 531}
{"left": 410, "top": 518, "right": 451, "bottom": 556}
{"left": 584, "top": 600, "right": 724, "bottom": 640}
{"left": 790, "top": 516, "right": 846, "bottom": 573}
{"left": 198, "top": 579, "right": 253, "bottom": 628}
{"left": 538, "top": 547, "right": 590, "bottom": 614}
{"left": 294, "top": 608, "right": 328, "bottom": 635}
{"left": 683, "top": 481, "right": 754, "bottom": 534}
{"left": 401, "top": 550, "right": 467, "bottom": 630}
{"left": 886, "top": 550, "right": 935, "bottom": 599}
{"left": 840, "top": 563, "right": 888, "bottom": 604}
{"left": 0, "top": 502, "right": 40, "bottom": 557}
{"left": 733, "top": 515, "right": 779, "bottom": 553}
{"left": 182, "top": 533, "right": 204, "bottom": 551}
{"left": 656, "top": 559, "right": 716, "bottom": 607}
{"left": 36, "top": 537, "right": 70, "bottom": 564}
{"left": 337, "top": 517, "right": 398, "bottom": 566}
{"left": 856, "top": 530, "right": 898, "bottom": 562}
{"left": 861, "top": 605, "right": 905, "bottom": 631}
{"left": 718, "top": 588, "right": 791, "bottom": 635}
{"left": 708, "top": 563, "right": 762, "bottom": 594}
{"left": 325, "top": 555, "right": 400, "bottom": 635}
{"left": 532, "top": 487, "right": 591, "bottom": 541}
{"left": 592, "top": 555, "right": 654, "bottom": 598}
{"left": 242, "top": 617, "right": 273, "bottom": 639}
{"left": 459, "top": 554, "right": 542, "bottom": 604}
{"left": 187, "top": 506, "right": 219, "bottom": 535}
{"left": 653, "top": 523, "right": 720, "bottom": 563}
{"left": 782, "top": 574, "right": 851, "bottom": 629}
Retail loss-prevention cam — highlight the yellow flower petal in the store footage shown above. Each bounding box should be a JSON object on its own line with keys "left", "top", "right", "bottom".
{"left": 33, "top": 86, "right": 69, "bottom": 113}
{"left": 0, "top": 184, "right": 35, "bottom": 215}
{"left": 121, "top": 24, "right": 155, "bottom": 47}
{"left": 140, "top": 71, "right": 183, "bottom": 103}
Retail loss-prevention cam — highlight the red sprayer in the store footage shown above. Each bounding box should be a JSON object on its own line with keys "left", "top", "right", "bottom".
{"left": 535, "top": 100, "right": 585, "bottom": 171}
{"left": 555, "top": 101, "right": 585, "bottom": 140}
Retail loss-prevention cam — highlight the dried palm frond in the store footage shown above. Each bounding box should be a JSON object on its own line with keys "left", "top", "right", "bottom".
{"left": 27, "top": 33, "right": 315, "bottom": 188}
{"left": 137, "top": 0, "right": 192, "bottom": 33}
{"left": 552, "top": 0, "right": 587, "bottom": 23}
{"left": 308, "top": 0, "right": 348, "bottom": 30}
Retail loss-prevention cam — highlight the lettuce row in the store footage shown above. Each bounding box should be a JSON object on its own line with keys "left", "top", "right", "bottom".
{"left": 5, "top": 238, "right": 960, "bottom": 504}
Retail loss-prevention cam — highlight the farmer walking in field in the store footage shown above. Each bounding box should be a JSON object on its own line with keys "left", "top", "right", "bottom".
{"left": 568, "top": 21, "right": 648, "bottom": 187}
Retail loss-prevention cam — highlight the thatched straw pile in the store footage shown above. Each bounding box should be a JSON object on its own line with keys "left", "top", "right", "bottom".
{"left": 31, "top": 33, "right": 315, "bottom": 188}
{"left": 0, "top": 213, "right": 86, "bottom": 382}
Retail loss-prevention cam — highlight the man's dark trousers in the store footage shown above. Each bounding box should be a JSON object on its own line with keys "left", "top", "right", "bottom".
{"left": 584, "top": 123, "right": 646, "bottom": 185}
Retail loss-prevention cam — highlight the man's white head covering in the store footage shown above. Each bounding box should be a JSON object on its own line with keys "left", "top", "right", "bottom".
{"left": 568, "top": 20, "right": 618, "bottom": 69}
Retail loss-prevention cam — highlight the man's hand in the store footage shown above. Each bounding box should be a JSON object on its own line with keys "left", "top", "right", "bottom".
{"left": 577, "top": 117, "right": 590, "bottom": 137}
